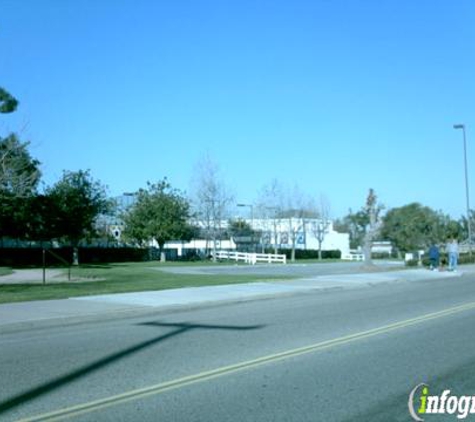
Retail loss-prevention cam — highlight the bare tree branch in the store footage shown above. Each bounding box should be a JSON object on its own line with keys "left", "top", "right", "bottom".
{"left": 189, "top": 154, "right": 234, "bottom": 260}
{"left": 0, "top": 134, "right": 41, "bottom": 196}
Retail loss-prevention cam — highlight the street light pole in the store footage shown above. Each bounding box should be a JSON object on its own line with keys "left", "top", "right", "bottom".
{"left": 454, "top": 124, "right": 472, "bottom": 257}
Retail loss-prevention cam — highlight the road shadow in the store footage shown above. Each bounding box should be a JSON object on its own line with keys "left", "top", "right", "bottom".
{"left": 0, "top": 320, "right": 263, "bottom": 415}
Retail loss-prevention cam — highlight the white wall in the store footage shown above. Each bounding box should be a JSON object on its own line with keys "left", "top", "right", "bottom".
{"left": 249, "top": 218, "right": 350, "bottom": 256}
{"left": 112, "top": 217, "right": 350, "bottom": 257}
{"left": 164, "top": 239, "right": 237, "bottom": 257}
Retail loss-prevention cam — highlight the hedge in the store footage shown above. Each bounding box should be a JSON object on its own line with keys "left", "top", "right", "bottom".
{"left": 0, "top": 246, "right": 345, "bottom": 266}
{"left": 421, "top": 253, "right": 475, "bottom": 268}
{"left": 0, "top": 247, "right": 152, "bottom": 267}
{"left": 264, "top": 249, "right": 342, "bottom": 260}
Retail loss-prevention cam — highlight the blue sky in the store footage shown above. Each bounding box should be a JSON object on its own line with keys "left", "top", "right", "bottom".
{"left": 1, "top": 0, "right": 474, "bottom": 219}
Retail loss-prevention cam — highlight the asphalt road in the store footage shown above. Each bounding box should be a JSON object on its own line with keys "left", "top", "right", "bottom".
{"left": 158, "top": 260, "right": 404, "bottom": 277}
{"left": 2, "top": 272, "right": 475, "bottom": 421}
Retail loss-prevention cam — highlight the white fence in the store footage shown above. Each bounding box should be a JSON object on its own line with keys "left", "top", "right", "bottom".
{"left": 213, "top": 251, "right": 287, "bottom": 265}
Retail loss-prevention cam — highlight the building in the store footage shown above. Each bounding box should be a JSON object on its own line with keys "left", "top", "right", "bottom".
{"left": 105, "top": 196, "right": 350, "bottom": 259}
{"left": 164, "top": 217, "right": 350, "bottom": 259}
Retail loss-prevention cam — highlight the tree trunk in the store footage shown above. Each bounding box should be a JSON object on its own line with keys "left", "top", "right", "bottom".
{"left": 273, "top": 220, "right": 278, "bottom": 254}
{"left": 363, "top": 236, "right": 373, "bottom": 266}
{"left": 158, "top": 243, "right": 166, "bottom": 262}
{"left": 291, "top": 234, "right": 296, "bottom": 262}
{"left": 302, "top": 219, "right": 307, "bottom": 250}
{"left": 212, "top": 235, "right": 217, "bottom": 262}
{"left": 72, "top": 246, "right": 79, "bottom": 266}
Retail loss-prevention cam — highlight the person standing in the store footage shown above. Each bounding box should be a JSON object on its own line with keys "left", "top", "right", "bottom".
{"left": 447, "top": 238, "right": 459, "bottom": 271}
{"left": 428, "top": 244, "right": 440, "bottom": 270}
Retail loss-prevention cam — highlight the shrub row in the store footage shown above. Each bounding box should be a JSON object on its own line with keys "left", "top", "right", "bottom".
{"left": 0, "top": 246, "right": 345, "bottom": 266}
{"left": 405, "top": 259, "right": 420, "bottom": 267}
{"left": 265, "top": 249, "right": 342, "bottom": 260}
{"left": 0, "top": 247, "right": 152, "bottom": 267}
{"left": 419, "top": 253, "right": 475, "bottom": 268}
{"left": 371, "top": 252, "right": 400, "bottom": 259}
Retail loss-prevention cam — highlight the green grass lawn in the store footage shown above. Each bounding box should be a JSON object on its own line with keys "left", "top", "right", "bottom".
{"left": 0, "top": 267, "right": 13, "bottom": 277}
{"left": 0, "top": 261, "right": 295, "bottom": 304}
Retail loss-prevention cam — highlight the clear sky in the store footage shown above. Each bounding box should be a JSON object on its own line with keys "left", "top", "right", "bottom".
{"left": 1, "top": 0, "right": 474, "bottom": 219}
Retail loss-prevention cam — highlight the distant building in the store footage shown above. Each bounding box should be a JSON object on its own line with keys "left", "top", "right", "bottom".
{"left": 103, "top": 197, "right": 351, "bottom": 259}
{"left": 246, "top": 217, "right": 349, "bottom": 255}
{"left": 95, "top": 193, "right": 138, "bottom": 242}
{"left": 164, "top": 217, "right": 350, "bottom": 258}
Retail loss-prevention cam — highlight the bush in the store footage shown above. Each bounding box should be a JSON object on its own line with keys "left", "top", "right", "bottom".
{"left": 79, "top": 247, "right": 153, "bottom": 263}
{"left": 371, "top": 252, "right": 391, "bottom": 259}
{"left": 458, "top": 253, "right": 475, "bottom": 265}
{"left": 0, "top": 248, "right": 66, "bottom": 267}
{"left": 405, "top": 259, "right": 419, "bottom": 267}
{"left": 421, "top": 253, "right": 475, "bottom": 268}
{"left": 263, "top": 249, "right": 341, "bottom": 260}
{"left": 0, "top": 247, "right": 153, "bottom": 267}
{"left": 421, "top": 255, "right": 448, "bottom": 268}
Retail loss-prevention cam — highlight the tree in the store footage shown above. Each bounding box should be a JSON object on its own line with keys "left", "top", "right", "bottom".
{"left": 381, "top": 203, "right": 458, "bottom": 254}
{"left": 362, "top": 189, "right": 383, "bottom": 266}
{"left": 333, "top": 193, "right": 381, "bottom": 259}
{"left": 258, "top": 181, "right": 315, "bottom": 261}
{"left": 189, "top": 155, "right": 233, "bottom": 261}
{"left": 0, "top": 88, "right": 37, "bottom": 196}
{"left": 458, "top": 210, "right": 474, "bottom": 243}
{"left": 257, "top": 180, "right": 316, "bottom": 261}
{"left": 0, "top": 192, "right": 26, "bottom": 241}
{"left": 0, "top": 134, "right": 41, "bottom": 242}
{"left": 334, "top": 209, "right": 369, "bottom": 250}
{"left": 284, "top": 185, "right": 304, "bottom": 262}
{"left": 0, "top": 89, "right": 43, "bottom": 243}
{"left": 256, "top": 179, "right": 286, "bottom": 254}
{"left": 310, "top": 195, "right": 332, "bottom": 260}
{"left": 46, "top": 170, "right": 110, "bottom": 264}
{"left": 283, "top": 185, "right": 316, "bottom": 262}
{"left": 0, "top": 134, "right": 41, "bottom": 197}
{"left": 122, "top": 179, "right": 193, "bottom": 261}
{"left": 0, "top": 87, "right": 18, "bottom": 114}
{"left": 228, "top": 219, "right": 259, "bottom": 252}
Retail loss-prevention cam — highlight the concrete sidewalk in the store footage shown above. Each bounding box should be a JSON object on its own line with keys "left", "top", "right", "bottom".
{"left": 0, "top": 267, "right": 466, "bottom": 333}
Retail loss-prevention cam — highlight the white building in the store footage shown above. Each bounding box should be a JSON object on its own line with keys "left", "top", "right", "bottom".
{"left": 164, "top": 239, "right": 237, "bottom": 258}
{"left": 105, "top": 196, "right": 350, "bottom": 258}
{"left": 164, "top": 217, "right": 350, "bottom": 259}
{"left": 246, "top": 217, "right": 349, "bottom": 256}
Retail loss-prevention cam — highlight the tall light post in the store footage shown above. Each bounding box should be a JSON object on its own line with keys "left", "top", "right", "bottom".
{"left": 454, "top": 124, "right": 472, "bottom": 256}
{"left": 237, "top": 203, "right": 254, "bottom": 252}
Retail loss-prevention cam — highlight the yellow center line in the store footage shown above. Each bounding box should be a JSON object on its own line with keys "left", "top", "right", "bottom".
{"left": 17, "top": 300, "right": 475, "bottom": 422}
